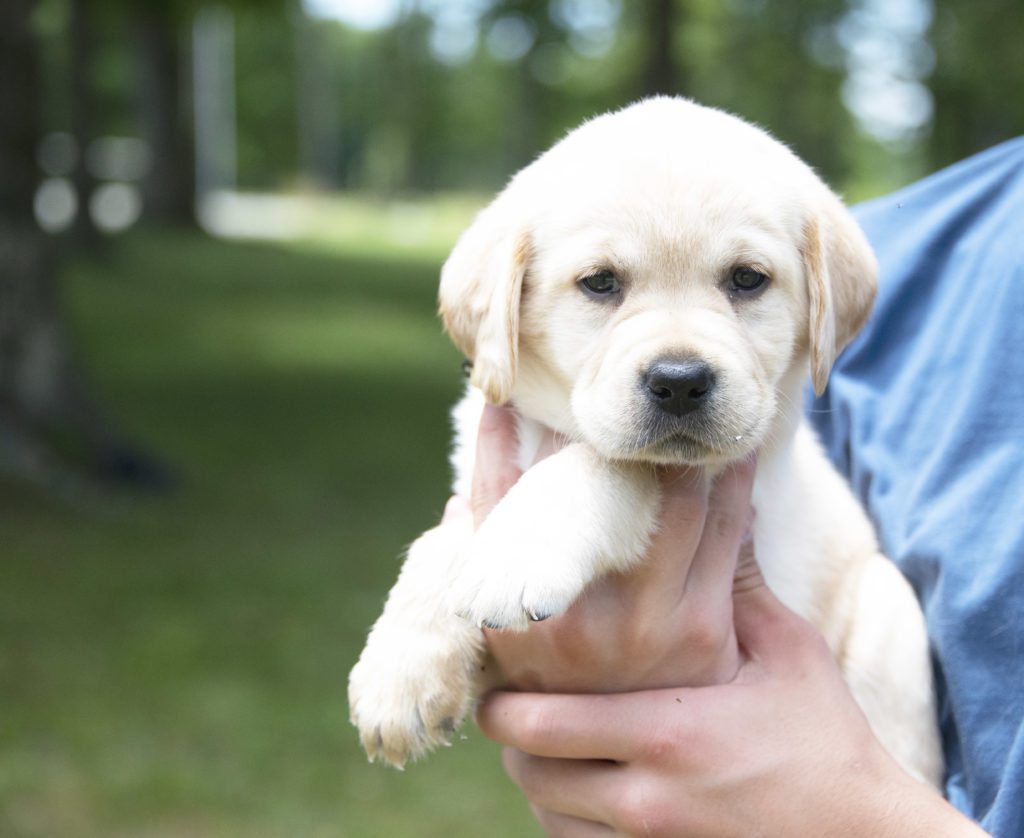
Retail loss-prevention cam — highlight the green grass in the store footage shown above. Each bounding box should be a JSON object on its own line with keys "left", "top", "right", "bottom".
{"left": 0, "top": 222, "right": 541, "bottom": 837}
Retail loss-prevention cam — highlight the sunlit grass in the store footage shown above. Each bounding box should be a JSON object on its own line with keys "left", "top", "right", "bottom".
{"left": 204, "top": 191, "right": 488, "bottom": 263}
{"left": 0, "top": 221, "right": 539, "bottom": 837}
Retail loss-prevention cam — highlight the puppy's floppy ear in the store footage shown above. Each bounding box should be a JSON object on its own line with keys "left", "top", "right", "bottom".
{"left": 438, "top": 204, "right": 531, "bottom": 405}
{"left": 803, "top": 193, "right": 878, "bottom": 395}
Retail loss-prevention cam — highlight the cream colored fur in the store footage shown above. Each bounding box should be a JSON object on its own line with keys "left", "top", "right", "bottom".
{"left": 348, "top": 97, "right": 943, "bottom": 787}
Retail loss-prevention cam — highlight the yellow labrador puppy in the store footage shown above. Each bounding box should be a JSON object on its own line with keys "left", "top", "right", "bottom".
{"left": 348, "top": 97, "right": 943, "bottom": 786}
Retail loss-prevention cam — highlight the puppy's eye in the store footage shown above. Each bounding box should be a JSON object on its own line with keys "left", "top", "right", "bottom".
{"left": 579, "top": 270, "right": 622, "bottom": 299}
{"left": 730, "top": 266, "right": 770, "bottom": 294}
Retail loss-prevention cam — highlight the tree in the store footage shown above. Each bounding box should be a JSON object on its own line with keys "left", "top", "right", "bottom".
{"left": 1, "top": 0, "right": 145, "bottom": 491}
{"left": 134, "top": 5, "right": 197, "bottom": 226}
{"left": 928, "top": 0, "right": 1024, "bottom": 170}
{"left": 482, "top": 0, "right": 579, "bottom": 172}
{"left": 68, "top": 0, "right": 103, "bottom": 247}
{"left": 127, "top": 0, "right": 288, "bottom": 220}
{"left": 642, "top": 0, "right": 681, "bottom": 96}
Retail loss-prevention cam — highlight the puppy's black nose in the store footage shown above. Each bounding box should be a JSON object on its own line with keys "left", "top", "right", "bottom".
{"left": 643, "top": 359, "right": 716, "bottom": 417}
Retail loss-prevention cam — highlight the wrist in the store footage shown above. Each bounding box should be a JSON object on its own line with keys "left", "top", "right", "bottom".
{"left": 845, "top": 764, "right": 986, "bottom": 838}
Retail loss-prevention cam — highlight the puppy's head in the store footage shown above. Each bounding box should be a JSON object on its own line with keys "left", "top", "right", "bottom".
{"left": 439, "top": 98, "right": 876, "bottom": 465}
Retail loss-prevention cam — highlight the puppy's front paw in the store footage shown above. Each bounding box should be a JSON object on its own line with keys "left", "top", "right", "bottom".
{"left": 348, "top": 621, "right": 481, "bottom": 768}
{"left": 449, "top": 532, "right": 591, "bottom": 631}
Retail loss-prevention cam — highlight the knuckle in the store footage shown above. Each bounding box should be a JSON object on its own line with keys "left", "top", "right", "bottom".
{"left": 700, "top": 493, "right": 749, "bottom": 545}
{"left": 679, "top": 603, "right": 729, "bottom": 657}
{"left": 636, "top": 725, "right": 676, "bottom": 766}
{"left": 642, "top": 715, "right": 702, "bottom": 767}
{"left": 614, "top": 783, "right": 648, "bottom": 833}
{"left": 618, "top": 620, "right": 662, "bottom": 658}
{"left": 705, "top": 503, "right": 742, "bottom": 541}
{"left": 615, "top": 782, "right": 672, "bottom": 837}
{"left": 521, "top": 703, "right": 560, "bottom": 750}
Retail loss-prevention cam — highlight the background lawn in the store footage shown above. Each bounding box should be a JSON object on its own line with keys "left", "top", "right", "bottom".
{"left": 0, "top": 217, "right": 542, "bottom": 837}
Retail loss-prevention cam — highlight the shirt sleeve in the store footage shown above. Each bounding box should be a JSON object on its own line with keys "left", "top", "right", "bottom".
{"left": 807, "top": 136, "right": 1024, "bottom": 836}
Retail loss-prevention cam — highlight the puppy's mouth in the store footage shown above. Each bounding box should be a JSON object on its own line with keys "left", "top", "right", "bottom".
{"left": 617, "top": 415, "right": 758, "bottom": 466}
{"left": 637, "top": 434, "right": 743, "bottom": 465}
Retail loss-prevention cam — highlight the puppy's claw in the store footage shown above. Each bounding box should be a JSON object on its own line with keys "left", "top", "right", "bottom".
{"left": 349, "top": 622, "right": 481, "bottom": 770}
{"left": 452, "top": 591, "right": 567, "bottom": 633}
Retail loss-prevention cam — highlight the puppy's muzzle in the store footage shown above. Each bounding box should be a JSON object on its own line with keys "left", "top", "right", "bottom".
{"left": 642, "top": 358, "right": 716, "bottom": 417}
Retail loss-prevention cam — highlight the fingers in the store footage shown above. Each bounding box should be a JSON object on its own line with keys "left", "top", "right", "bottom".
{"left": 472, "top": 404, "right": 522, "bottom": 526}
{"left": 683, "top": 456, "right": 756, "bottom": 600}
{"left": 478, "top": 691, "right": 647, "bottom": 762}
{"left": 630, "top": 458, "right": 754, "bottom": 599}
{"left": 532, "top": 426, "right": 564, "bottom": 465}
{"left": 625, "top": 467, "right": 708, "bottom": 593}
{"left": 730, "top": 535, "right": 828, "bottom": 673}
{"left": 529, "top": 804, "right": 615, "bottom": 838}
{"left": 503, "top": 748, "right": 621, "bottom": 827}
{"left": 441, "top": 494, "right": 471, "bottom": 525}
{"left": 624, "top": 459, "right": 753, "bottom": 630}
{"left": 732, "top": 533, "right": 765, "bottom": 596}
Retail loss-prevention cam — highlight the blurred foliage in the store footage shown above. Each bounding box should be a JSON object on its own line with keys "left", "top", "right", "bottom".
{"left": 928, "top": 0, "right": 1024, "bottom": 170}
{"left": 234, "top": 5, "right": 301, "bottom": 186}
{"left": 28, "top": 0, "right": 1024, "bottom": 198}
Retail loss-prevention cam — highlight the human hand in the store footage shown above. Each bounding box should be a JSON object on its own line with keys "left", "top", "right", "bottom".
{"left": 457, "top": 407, "right": 983, "bottom": 837}
{"left": 445, "top": 404, "right": 755, "bottom": 693}
{"left": 477, "top": 553, "right": 986, "bottom": 837}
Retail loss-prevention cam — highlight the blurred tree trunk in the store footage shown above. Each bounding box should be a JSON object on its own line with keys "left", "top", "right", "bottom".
{"left": 68, "top": 0, "right": 102, "bottom": 248}
{"left": 0, "top": 0, "right": 169, "bottom": 494}
{"left": 642, "top": 0, "right": 680, "bottom": 96}
{"left": 294, "top": 7, "right": 339, "bottom": 188}
{"left": 510, "top": 60, "right": 542, "bottom": 172}
{"left": 135, "top": 9, "right": 196, "bottom": 226}
{"left": 484, "top": 0, "right": 552, "bottom": 174}
{"left": 927, "top": 1, "right": 1024, "bottom": 170}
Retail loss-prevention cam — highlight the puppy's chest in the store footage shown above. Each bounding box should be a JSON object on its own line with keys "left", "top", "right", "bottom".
{"left": 748, "top": 485, "right": 820, "bottom": 622}
{"left": 749, "top": 426, "right": 880, "bottom": 622}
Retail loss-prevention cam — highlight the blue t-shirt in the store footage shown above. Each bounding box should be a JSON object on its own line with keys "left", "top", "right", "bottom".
{"left": 809, "top": 137, "right": 1024, "bottom": 836}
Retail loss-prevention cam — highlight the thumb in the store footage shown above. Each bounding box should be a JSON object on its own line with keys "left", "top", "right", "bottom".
{"left": 731, "top": 534, "right": 766, "bottom": 597}
{"left": 731, "top": 536, "right": 808, "bottom": 661}
{"left": 472, "top": 404, "right": 522, "bottom": 527}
